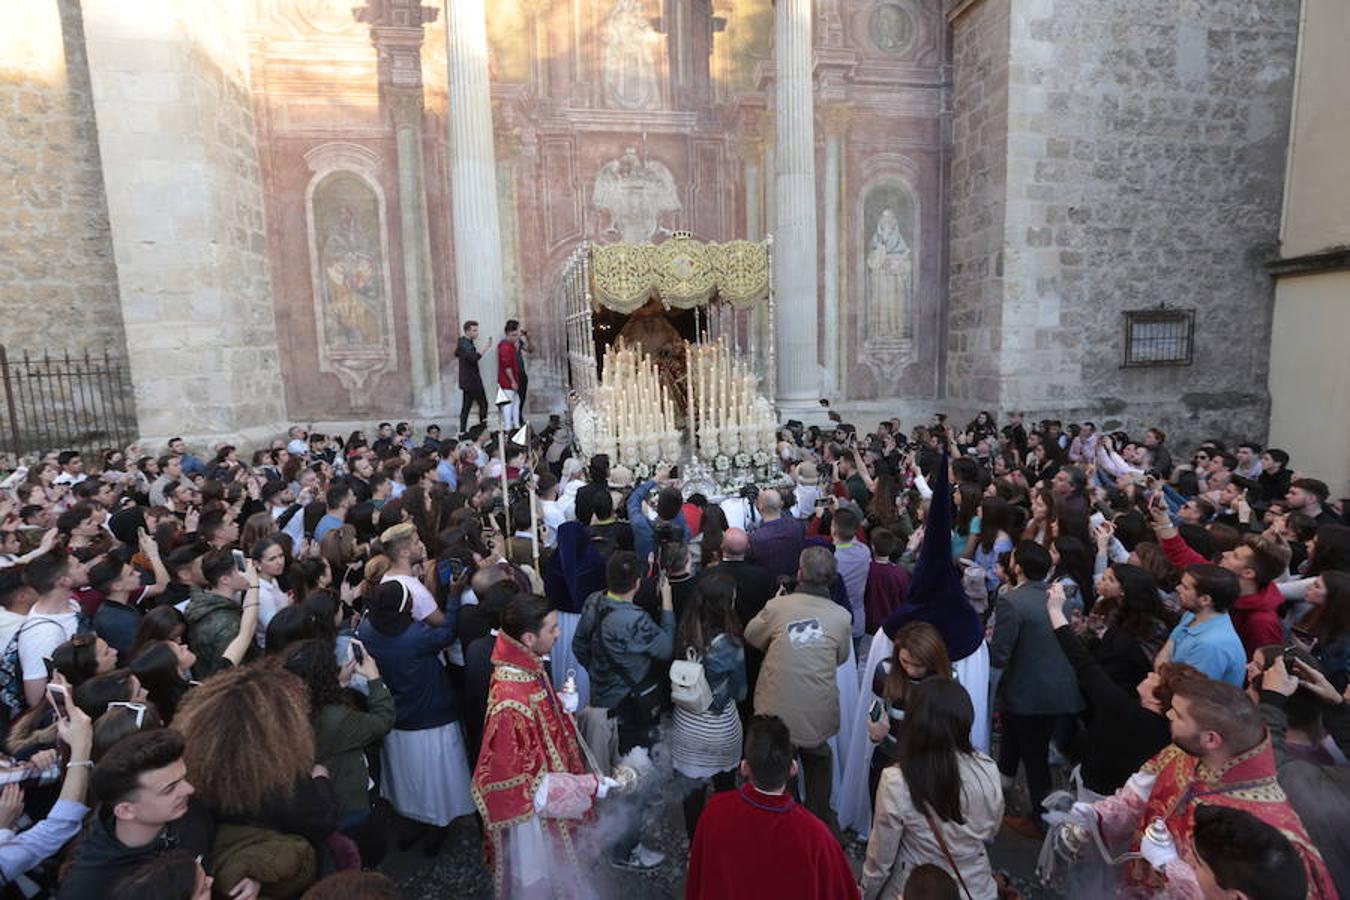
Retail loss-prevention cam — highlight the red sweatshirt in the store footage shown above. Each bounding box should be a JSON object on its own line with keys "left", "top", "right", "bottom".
{"left": 1160, "top": 533, "right": 1284, "bottom": 658}
{"left": 687, "top": 784, "right": 858, "bottom": 900}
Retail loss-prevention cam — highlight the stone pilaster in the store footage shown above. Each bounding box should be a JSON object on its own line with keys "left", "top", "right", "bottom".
{"left": 80, "top": 0, "right": 287, "bottom": 444}
{"left": 772, "top": 0, "right": 819, "bottom": 410}
{"left": 360, "top": 1, "right": 443, "bottom": 415}
{"left": 820, "top": 104, "right": 850, "bottom": 400}
{"left": 445, "top": 0, "right": 507, "bottom": 395}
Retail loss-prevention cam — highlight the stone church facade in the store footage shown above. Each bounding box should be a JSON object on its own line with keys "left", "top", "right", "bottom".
{"left": 0, "top": 0, "right": 1300, "bottom": 447}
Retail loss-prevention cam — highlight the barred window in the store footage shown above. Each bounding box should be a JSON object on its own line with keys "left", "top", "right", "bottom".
{"left": 1123, "top": 308, "right": 1194, "bottom": 367}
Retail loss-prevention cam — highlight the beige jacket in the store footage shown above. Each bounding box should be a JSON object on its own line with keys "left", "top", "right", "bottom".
{"left": 861, "top": 753, "right": 1004, "bottom": 900}
{"left": 744, "top": 588, "right": 852, "bottom": 748}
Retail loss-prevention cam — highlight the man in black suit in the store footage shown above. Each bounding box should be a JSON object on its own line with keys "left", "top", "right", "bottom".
{"left": 989, "top": 540, "right": 1085, "bottom": 838}
{"left": 455, "top": 320, "right": 492, "bottom": 436}
{"left": 705, "top": 528, "right": 775, "bottom": 721}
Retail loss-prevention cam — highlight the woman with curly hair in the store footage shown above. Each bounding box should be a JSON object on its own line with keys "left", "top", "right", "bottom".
{"left": 283, "top": 638, "right": 395, "bottom": 864}
{"left": 174, "top": 663, "right": 339, "bottom": 873}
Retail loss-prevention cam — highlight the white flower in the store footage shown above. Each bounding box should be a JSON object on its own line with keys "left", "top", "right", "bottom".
{"left": 714, "top": 455, "right": 731, "bottom": 472}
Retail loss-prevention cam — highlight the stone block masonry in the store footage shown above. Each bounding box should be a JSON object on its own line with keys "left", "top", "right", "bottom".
{"left": 80, "top": 0, "right": 287, "bottom": 444}
{"left": 947, "top": 0, "right": 1300, "bottom": 446}
{"left": 0, "top": 0, "right": 130, "bottom": 367}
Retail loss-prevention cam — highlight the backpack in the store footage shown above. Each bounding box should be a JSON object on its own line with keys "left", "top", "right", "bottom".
{"left": 0, "top": 630, "right": 25, "bottom": 720}
{"left": 0, "top": 617, "right": 69, "bottom": 720}
{"left": 669, "top": 647, "right": 712, "bottom": 713}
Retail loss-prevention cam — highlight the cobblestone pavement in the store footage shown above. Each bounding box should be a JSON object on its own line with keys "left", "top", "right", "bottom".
{"left": 381, "top": 780, "right": 1063, "bottom": 899}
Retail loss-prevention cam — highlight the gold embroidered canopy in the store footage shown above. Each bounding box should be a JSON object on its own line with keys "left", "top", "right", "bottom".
{"left": 589, "top": 233, "right": 771, "bottom": 313}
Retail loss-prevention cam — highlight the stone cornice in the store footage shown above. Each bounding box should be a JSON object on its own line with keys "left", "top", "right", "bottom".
{"left": 1266, "top": 247, "right": 1350, "bottom": 279}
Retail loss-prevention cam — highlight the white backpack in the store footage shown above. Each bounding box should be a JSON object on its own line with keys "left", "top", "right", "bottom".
{"left": 669, "top": 647, "right": 713, "bottom": 713}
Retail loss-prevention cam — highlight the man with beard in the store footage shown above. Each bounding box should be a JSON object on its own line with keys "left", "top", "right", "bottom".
{"left": 472, "top": 594, "right": 617, "bottom": 898}
{"left": 1059, "top": 672, "right": 1335, "bottom": 898}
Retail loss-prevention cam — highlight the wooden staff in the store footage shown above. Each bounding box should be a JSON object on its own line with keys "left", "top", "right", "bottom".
{"left": 528, "top": 477, "right": 541, "bottom": 574}
{"left": 497, "top": 420, "right": 511, "bottom": 543}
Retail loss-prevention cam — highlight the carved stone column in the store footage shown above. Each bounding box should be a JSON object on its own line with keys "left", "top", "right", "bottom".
{"left": 820, "top": 104, "right": 850, "bottom": 399}
{"left": 360, "top": 0, "right": 443, "bottom": 414}
{"left": 445, "top": 0, "right": 507, "bottom": 398}
{"left": 772, "top": 0, "right": 819, "bottom": 410}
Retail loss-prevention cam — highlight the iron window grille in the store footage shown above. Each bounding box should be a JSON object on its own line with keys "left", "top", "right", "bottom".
{"left": 1122, "top": 307, "right": 1194, "bottom": 367}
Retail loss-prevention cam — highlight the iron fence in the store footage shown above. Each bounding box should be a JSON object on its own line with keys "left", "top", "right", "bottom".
{"left": 0, "top": 347, "right": 137, "bottom": 462}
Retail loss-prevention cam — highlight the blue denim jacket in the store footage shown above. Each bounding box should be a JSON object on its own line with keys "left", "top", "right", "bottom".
{"left": 701, "top": 632, "right": 747, "bottom": 713}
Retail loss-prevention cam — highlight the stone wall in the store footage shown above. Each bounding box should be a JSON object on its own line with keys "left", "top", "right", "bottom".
{"left": 0, "top": 0, "right": 128, "bottom": 359}
{"left": 81, "top": 0, "right": 287, "bottom": 444}
{"left": 947, "top": 0, "right": 1300, "bottom": 445}
{"left": 945, "top": 0, "right": 1009, "bottom": 408}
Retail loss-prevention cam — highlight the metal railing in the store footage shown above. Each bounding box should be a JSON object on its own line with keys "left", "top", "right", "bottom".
{"left": 0, "top": 347, "right": 137, "bottom": 461}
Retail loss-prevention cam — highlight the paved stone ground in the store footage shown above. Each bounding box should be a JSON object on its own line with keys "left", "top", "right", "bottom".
{"left": 380, "top": 775, "right": 1064, "bottom": 899}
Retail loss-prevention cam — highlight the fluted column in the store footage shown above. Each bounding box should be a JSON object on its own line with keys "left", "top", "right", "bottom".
{"left": 773, "top": 0, "right": 819, "bottom": 409}
{"left": 446, "top": 0, "right": 507, "bottom": 393}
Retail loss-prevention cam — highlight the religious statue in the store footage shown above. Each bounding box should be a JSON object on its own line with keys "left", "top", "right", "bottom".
{"left": 601, "top": 0, "right": 661, "bottom": 110}
{"left": 321, "top": 205, "right": 385, "bottom": 347}
{"left": 866, "top": 208, "right": 913, "bottom": 337}
{"left": 592, "top": 148, "right": 682, "bottom": 244}
{"left": 616, "top": 301, "right": 687, "bottom": 411}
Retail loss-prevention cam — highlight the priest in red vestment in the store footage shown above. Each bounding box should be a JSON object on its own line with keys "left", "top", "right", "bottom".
{"left": 1068, "top": 670, "right": 1336, "bottom": 899}
{"left": 472, "top": 595, "right": 615, "bottom": 899}
{"left": 687, "top": 715, "right": 859, "bottom": 900}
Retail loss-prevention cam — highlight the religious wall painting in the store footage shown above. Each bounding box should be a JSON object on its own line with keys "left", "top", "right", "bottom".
{"left": 601, "top": 0, "right": 663, "bottom": 110}
{"left": 303, "top": 143, "right": 399, "bottom": 405}
{"left": 712, "top": 0, "right": 772, "bottom": 97}
{"left": 484, "top": 0, "right": 532, "bottom": 85}
{"left": 592, "top": 147, "right": 682, "bottom": 244}
{"left": 862, "top": 181, "right": 917, "bottom": 344}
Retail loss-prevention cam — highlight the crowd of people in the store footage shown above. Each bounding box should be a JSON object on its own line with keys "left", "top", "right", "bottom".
{"left": 0, "top": 387, "right": 1345, "bottom": 899}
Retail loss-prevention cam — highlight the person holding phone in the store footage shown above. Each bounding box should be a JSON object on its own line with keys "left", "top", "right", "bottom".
{"left": 282, "top": 638, "right": 394, "bottom": 865}
{"left": 571, "top": 551, "right": 676, "bottom": 871}
{"left": 0, "top": 699, "right": 94, "bottom": 882}
{"left": 18, "top": 550, "right": 89, "bottom": 710}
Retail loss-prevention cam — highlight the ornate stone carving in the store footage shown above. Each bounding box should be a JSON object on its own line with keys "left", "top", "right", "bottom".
{"left": 868, "top": 2, "right": 916, "bottom": 55}
{"left": 592, "top": 148, "right": 682, "bottom": 244}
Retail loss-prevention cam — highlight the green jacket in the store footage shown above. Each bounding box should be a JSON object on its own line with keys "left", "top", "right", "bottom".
{"left": 314, "top": 677, "right": 397, "bottom": 815}
{"left": 185, "top": 588, "right": 241, "bottom": 678}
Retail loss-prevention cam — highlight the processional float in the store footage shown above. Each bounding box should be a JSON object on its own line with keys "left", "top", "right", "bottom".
{"left": 559, "top": 232, "right": 780, "bottom": 497}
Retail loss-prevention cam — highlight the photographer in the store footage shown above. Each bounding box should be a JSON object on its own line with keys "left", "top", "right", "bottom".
{"left": 626, "top": 466, "right": 688, "bottom": 562}
{"left": 571, "top": 551, "right": 675, "bottom": 871}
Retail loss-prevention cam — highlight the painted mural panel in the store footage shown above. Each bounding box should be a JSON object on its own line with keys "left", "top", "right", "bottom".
{"left": 862, "top": 183, "right": 917, "bottom": 340}
{"left": 306, "top": 167, "right": 398, "bottom": 402}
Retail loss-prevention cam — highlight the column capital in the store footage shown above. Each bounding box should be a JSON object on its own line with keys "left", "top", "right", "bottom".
{"left": 360, "top": 1, "right": 438, "bottom": 91}
{"left": 386, "top": 89, "right": 425, "bottom": 126}
{"left": 737, "top": 135, "right": 766, "bottom": 165}
{"left": 355, "top": 0, "right": 438, "bottom": 30}
{"left": 819, "top": 103, "right": 853, "bottom": 138}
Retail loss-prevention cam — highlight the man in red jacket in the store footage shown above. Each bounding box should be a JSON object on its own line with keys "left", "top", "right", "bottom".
{"left": 1152, "top": 503, "right": 1291, "bottom": 657}
{"left": 686, "top": 715, "right": 858, "bottom": 900}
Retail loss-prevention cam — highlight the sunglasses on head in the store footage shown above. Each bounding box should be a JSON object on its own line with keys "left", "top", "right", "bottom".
{"left": 108, "top": 701, "right": 148, "bottom": 729}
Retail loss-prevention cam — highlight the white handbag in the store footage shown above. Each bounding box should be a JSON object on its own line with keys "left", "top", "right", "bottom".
{"left": 669, "top": 647, "right": 713, "bottom": 713}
